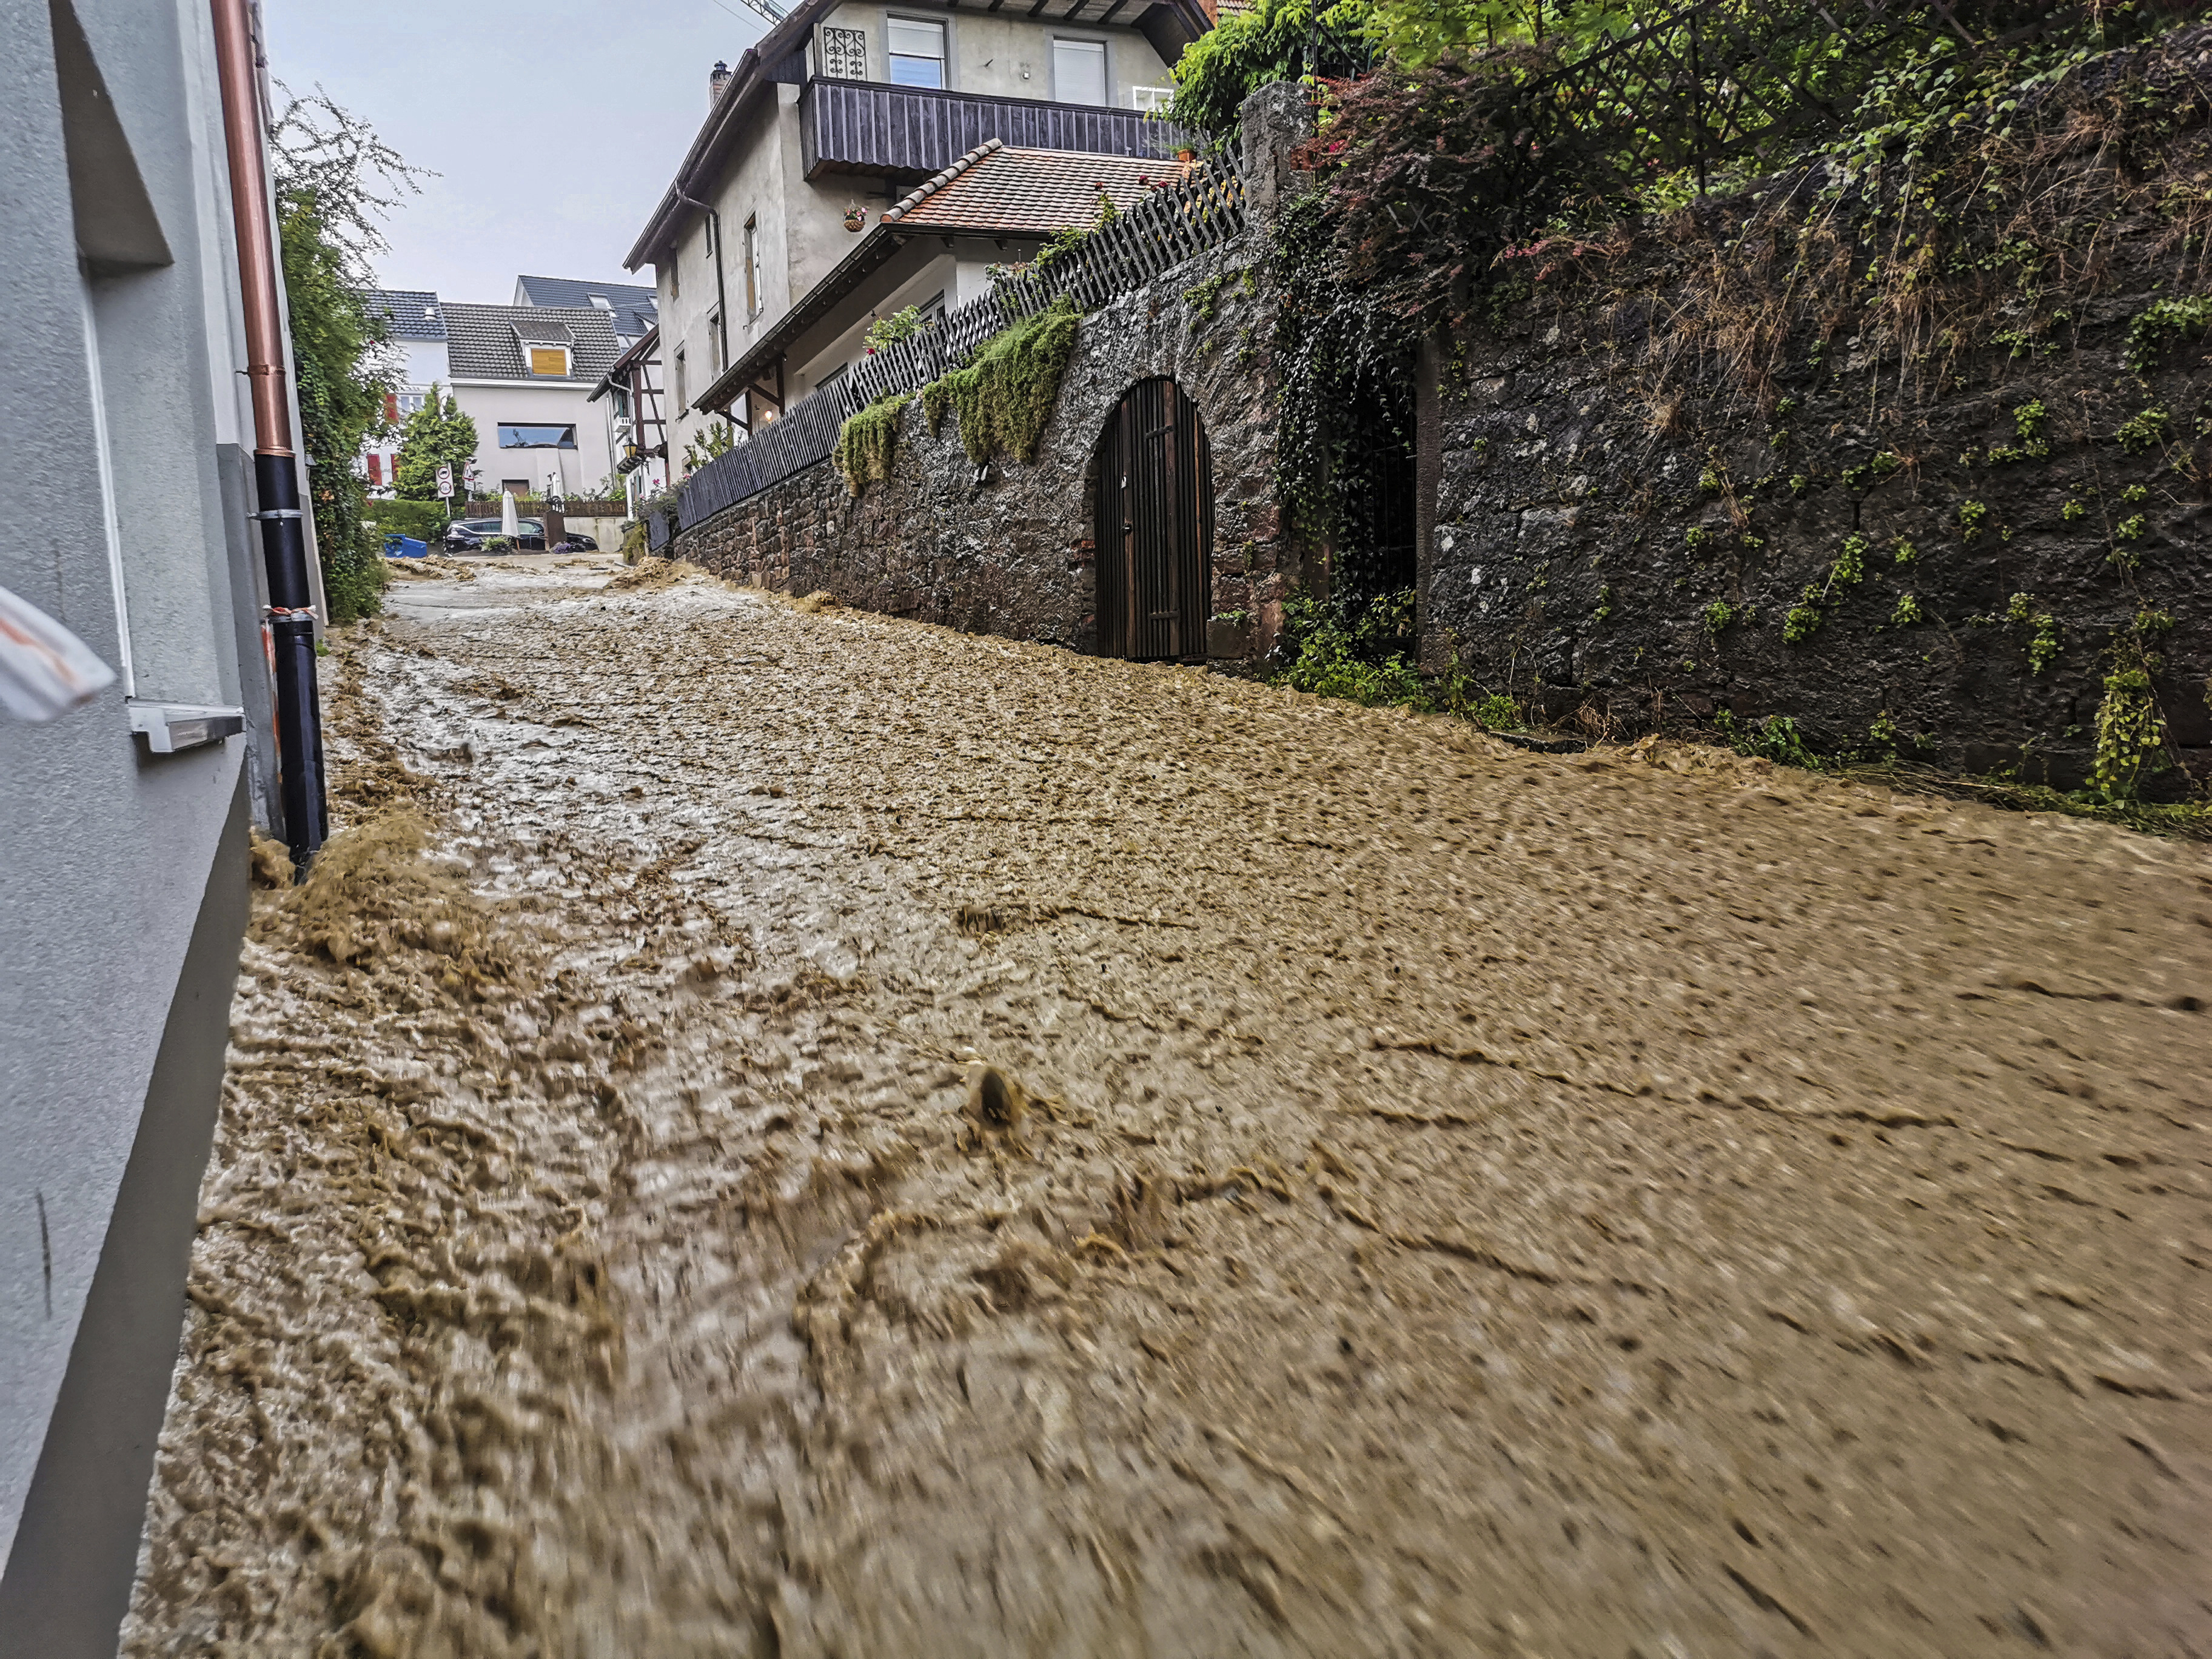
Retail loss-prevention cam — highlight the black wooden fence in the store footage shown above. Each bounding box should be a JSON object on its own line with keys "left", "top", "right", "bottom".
{"left": 671, "top": 149, "right": 1247, "bottom": 533}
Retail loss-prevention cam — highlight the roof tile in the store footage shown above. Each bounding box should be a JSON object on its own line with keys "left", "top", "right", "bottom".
{"left": 360, "top": 288, "right": 446, "bottom": 341}
{"left": 444, "top": 303, "right": 623, "bottom": 382}
{"left": 882, "top": 143, "right": 1188, "bottom": 235}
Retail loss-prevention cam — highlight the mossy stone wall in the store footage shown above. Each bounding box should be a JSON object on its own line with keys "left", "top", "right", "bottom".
{"left": 1427, "top": 101, "right": 2212, "bottom": 791}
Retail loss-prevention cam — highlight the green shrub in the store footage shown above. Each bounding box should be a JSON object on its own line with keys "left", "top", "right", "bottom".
{"left": 2114, "top": 406, "right": 2171, "bottom": 455}
{"left": 364, "top": 498, "right": 449, "bottom": 543}
{"left": 2124, "top": 295, "right": 2212, "bottom": 375}
{"left": 1717, "top": 709, "right": 1822, "bottom": 769}
{"left": 863, "top": 305, "right": 931, "bottom": 353}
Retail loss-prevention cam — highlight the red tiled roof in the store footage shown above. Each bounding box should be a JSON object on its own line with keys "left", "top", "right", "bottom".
{"left": 882, "top": 140, "right": 1194, "bottom": 235}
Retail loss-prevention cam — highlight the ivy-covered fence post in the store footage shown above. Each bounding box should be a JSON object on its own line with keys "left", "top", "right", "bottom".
{"left": 1237, "top": 81, "right": 1314, "bottom": 234}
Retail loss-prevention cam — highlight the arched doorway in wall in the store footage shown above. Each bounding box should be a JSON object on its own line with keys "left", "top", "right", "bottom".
{"left": 1093, "top": 377, "right": 1213, "bottom": 662}
{"left": 1330, "top": 365, "right": 1418, "bottom": 651}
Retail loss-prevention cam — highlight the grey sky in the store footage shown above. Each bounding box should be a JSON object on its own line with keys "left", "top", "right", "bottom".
{"left": 262, "top": 0, "right": 765, "bottom": 303}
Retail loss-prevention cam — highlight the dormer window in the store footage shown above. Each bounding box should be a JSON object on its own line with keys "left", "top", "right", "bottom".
{"left": 513, "top": 318, "right": 578, "bottom": 377}
{"left": 589, "top": 295, "right": 613, "bottom": 310}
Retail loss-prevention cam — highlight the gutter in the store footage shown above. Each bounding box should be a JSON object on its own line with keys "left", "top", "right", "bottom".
{"left": 589, "top": 324, "right": 661, "bottom": 404}
{"left": 678, "top": 191, "right": 732, "bottom": 377}
{"left": 212, "top": 0, "right": 326, "bottom": 868}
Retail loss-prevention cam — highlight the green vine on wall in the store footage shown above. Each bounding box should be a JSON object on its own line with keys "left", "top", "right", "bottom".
{"left": 920, "top": 298, "right": 1082, "bottom": 466}
{"left": 833, "top": 393, "right": 911, "bottom": 495}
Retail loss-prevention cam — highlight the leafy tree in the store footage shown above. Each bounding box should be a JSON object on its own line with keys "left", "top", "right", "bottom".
{"left": 269, "top": 87, "right": 424, "bottom": 620}
{"left": 392, "top": 386, "right": 478, "bottom": 508}
{"left": 681, "top": 418, "right": 735, "bottom": 475}
{"left": 1168, "top": 0, "right": 1375, "bottom": 138}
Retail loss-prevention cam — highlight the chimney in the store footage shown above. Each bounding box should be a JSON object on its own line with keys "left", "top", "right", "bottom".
{"left": 709, "top": 61, "right": 731, "bottom": 106}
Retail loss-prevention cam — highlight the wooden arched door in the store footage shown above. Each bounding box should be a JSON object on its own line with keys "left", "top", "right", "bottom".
{"left": 1093, "top": 377, "right": 1213, "bottom": 662}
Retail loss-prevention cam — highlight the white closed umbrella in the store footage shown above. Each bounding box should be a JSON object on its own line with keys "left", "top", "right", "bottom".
{"left": 500, "top": 489, "right": 520, "bottom": 540}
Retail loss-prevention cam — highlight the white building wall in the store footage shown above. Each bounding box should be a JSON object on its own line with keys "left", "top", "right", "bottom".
{"left": 1, "top": 0, "right": 274, "bottom": 1648}
{"left": 448, "top": 378, "right": 620, "bottom": 500}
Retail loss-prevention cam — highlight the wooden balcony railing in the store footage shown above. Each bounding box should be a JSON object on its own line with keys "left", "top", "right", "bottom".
{"left": 799, "top": 76, "right": 1188, "bottom": 182}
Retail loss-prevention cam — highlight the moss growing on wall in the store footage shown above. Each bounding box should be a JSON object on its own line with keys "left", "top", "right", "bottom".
{"left": 920, "top": 298, "right": 1082, "bottom": 466}
{"left": 833, "top": 392, "right": 911, "bottom": 496}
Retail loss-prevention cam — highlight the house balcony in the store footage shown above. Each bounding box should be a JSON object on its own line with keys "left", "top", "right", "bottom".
{"left": 799, "top": 76, "right": 1188, "bottom": 184}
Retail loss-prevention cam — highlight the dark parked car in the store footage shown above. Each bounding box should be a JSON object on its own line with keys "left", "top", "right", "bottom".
{"left": 444, "top": 517, "right": 545, "bottom": 552}
{"left": 552, "top": 533, "right": 598, "bottom": 552}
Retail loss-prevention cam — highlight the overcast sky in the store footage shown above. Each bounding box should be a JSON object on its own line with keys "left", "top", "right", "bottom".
{"left": 263, "top": 0, "right": 766, "bottom": 303}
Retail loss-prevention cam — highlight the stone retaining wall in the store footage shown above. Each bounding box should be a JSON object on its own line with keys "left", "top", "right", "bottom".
{"left": 1424, "top": 33, "right": 2212, "bottom": 789}
{"left": 671, "top": 87, "right": 1310, "bottom": 662}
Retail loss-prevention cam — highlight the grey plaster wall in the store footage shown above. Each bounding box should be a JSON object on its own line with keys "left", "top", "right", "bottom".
{"left": 0, "top": 0, "right": 268, "bottom": 1641}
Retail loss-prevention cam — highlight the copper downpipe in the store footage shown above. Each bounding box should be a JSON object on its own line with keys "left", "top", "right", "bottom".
{"left": 210, "top": 0, "right": 326, "bottom": 865}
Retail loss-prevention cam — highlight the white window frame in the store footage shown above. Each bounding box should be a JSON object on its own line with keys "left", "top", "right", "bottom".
{"left": 524, "top": 344, "right": 572, "bottom": 378}
{"left": 884, "top": 14, "right": 951, "bottom": 90}
{"left": 1050, "top": 35, "right": 1109, "bottom": 107}
{"left": 1131, "top": 84, "right": 1175, "bottom": 113}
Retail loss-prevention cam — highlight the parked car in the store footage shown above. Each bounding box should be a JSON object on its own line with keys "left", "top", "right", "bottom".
{"left": 444, "top": 517, "right": 545, "bottom": 552}
{"left": 552, "top": 533, "right": 598, "bottom": 552}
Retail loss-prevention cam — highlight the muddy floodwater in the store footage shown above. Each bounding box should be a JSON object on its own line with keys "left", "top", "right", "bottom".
{"left": 125, "top": 557, "right": 2211, "bottom": 1657}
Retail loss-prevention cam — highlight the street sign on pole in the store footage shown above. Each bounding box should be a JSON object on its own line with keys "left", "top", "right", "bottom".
{"left": 436, "top": 464, "right": 454, "bottom": 498}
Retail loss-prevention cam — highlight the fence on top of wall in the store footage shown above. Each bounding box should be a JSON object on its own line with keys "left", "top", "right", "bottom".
{"left": 662, "top": 147, "right": 1247, "bottom": 540}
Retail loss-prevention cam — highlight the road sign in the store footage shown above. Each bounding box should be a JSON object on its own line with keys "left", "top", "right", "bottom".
{"left": 436, "top": 465, "right": 454, "bottom": 497}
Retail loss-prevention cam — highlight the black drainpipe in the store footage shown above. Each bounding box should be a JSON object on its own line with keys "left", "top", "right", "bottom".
{"left": 212, "top": 0, "right": 326, "bottom": 870}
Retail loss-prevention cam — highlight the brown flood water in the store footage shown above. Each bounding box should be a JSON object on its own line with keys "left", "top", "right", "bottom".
{"left": 125, "top": 557, "right": 2211, "bottom": 1658}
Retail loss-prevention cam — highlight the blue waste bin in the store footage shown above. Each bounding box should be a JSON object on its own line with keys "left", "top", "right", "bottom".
{"left": 383, "top": 535, "right": 427, "bottom": 559}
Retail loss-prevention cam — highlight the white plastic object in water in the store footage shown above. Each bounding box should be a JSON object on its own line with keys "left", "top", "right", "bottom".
{"left": 0, "top": 583, "right": 118, "bottom": 722}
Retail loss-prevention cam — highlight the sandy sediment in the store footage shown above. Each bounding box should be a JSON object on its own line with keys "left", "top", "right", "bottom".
{"left": 124, "top": 559, "right": 2212, "bottom": 1657}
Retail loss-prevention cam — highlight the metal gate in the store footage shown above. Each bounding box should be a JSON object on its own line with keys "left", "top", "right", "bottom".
{"left": 1093, "top": 377, "right": 1213, "bottom": 662}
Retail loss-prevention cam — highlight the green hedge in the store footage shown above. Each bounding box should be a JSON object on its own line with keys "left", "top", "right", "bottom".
{"left": 363, "top": 498, "right": 452, "bottom": 543}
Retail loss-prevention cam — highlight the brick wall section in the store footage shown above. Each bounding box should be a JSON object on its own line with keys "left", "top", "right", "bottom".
{"left": 671, "top": 86, "right": 1310, "bottom": 662}
{"left": 1425, "top": 49, "right": 2212, "bottom": 790}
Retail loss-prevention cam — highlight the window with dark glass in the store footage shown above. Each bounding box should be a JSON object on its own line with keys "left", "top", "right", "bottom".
{"left": 886, "top": 18, "right": 945, "bottom": 87}
{"left": 497, "top": 424, "right": 578, "bottom": 448}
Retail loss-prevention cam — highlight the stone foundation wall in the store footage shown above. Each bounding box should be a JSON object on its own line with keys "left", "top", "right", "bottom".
{"left": 674, "top": 236, "right": 1291, "bottom": 657}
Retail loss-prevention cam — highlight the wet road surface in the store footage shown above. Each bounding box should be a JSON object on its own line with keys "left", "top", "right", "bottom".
{"left": 126, "top": 557, "right": 2212, "bottom": 1657}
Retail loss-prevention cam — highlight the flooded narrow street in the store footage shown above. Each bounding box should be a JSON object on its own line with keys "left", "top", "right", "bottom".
{"left": 126, "top": 557, "right": 2210, "bottom": 1657}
